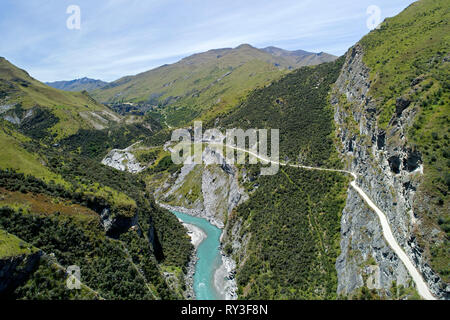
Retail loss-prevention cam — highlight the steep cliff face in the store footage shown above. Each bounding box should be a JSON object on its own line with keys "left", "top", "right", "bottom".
{"left": 99, "top": 207, "right": 139, "bottom": 238}
{"left": 0, "top": 252, "right": 42, "bottom": 295}
{"left": 331, "top": 44, "right": 448, "bottom": 298}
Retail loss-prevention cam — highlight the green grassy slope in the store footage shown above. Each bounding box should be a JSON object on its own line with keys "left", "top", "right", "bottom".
{"left": 0, "top": 57, "right": 120, "bottom": 139}
{"left": 92, "top": 44, "right": 336, "bottom": 126}
{"left": 358, "top": 0, "right": 449, "bottom": 282}
{"left": 0, "top": 121, "right": 138, "bottom": 214}
{"left": 0, "top": 229, "right": 37, "bottom": 259}
{"left": 0, "top": 58, "right": 168, "bottom": 217}
{"left": 0, "top": 126, "right": 68, "bottom": 186}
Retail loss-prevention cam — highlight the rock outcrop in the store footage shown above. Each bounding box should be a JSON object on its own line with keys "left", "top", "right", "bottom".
{"left": 99, "top": 208, "right": 138, "bottom": 238}
{"left": 101, "top": 141, "right": 146, "bottom": 173}
{"left": 0, "top": 251, "right": 42, "bottom": 295}
{"left": 156, "top": 147, "right": 248, "bottom": 229}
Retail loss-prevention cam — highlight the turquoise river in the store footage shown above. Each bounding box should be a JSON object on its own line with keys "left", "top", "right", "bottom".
{"left": 171, "top": 210, "right": 223, "bottom": 300}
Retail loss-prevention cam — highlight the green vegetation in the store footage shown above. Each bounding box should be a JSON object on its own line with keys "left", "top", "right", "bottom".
{"left": 0, "top": 163, "right": 192, "bottom": 269}
{"left": 1, "top": 0, "right": 447, "bottom": 299}
{"left": 133, "top": 148, "right": 160, "bottom": 165}
{"left": 165, "top": 165, "right": 204, "bottom": 206}
{"left": 0, "top": 57, "right": 119, "bottom": 140}
{"left": 0, "top": 125, "right": 68, "bottom": 186}
{"left": 389, "top": 280, "right": 421, "bottom": 300}
{"left": 0, "top": 189, "right": 98, "bottom": 224}
{"left": 343, "top": 279, "right": 421, "bottom": 300}
{"left": 359, "top": 0, "right": 449, "bottom": 282}
{"left": 13, "top": 258, "right": 100, "bottom": 300}
{"left": 60, "top": 123, "right": 158, "bottom": 160}
{"left": 0, "top": 119, "right": 146, "bottom": 218}
{"left": 12, "top": 104, "right": 59, "bottom": 140}
{"left": 216, "top": 58, "right": 349, "bottom": 299}
{"left": 0, "top": 207, "right": 161, "bottom": 299}
{"left": 214, "top": 57, "right": 345, "bottom": 168}
{"left": 145, "top": 154, "right": 182, "bottom": 175}
{"left": 92, "top": 45, "right": 335, "bottom": 127}
{"left": 0, "top": 127, "right": 137, "bottom": 218}
{"left": 231, "top": 167, "right": 348, "bottom": 299}
{"left": 0, "top": 167, "right": 192, "bottom": 299}
{"left": 0, "top": 229, "right": 37, "bottom": 258}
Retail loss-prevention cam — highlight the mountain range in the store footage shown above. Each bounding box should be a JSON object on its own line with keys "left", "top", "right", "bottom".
{"left": 42, "top": 45, "right": 335, "bottom": 127}
{"left": 46, "top": 77, "right": 108, "bottom": 92}
{"left": 90, "top": 44, "right": 336, "bottom": 126}
{"left": 0, "top": 0, "right": 448, "bottom": 301}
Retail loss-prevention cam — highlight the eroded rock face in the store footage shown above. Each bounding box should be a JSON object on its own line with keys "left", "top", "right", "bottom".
{"left": 1, "top": 105, "right": 36, "bottom": 126}
{"left": 331, "top": 44, "right": 447, "bottom": 298}
{"left": 156, "top": 147, "right": 248, "bottom": 229}
{"left": 0, "top": 104, "right": 13, "bottom": 114}
{"left": 336, "top": 188, "right": 410, "bottom": 295}
{"left": 101, "top": 141, "right": 146, "bottom": 174}
{"left": 395, "top": 97, "right": 411, "bottom": 116}
{"left": 99, "top": 207, "right": 138, "bottom": 238}
{"left": 100, "top": 208, "right": 114, "bottom": 232}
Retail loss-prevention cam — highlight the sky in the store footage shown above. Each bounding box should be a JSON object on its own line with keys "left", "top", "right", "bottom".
{"left": 0, "top": 0, "right": 416, "bottom": 82}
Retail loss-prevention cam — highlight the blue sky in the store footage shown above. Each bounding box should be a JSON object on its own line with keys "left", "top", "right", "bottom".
{"left": 0, "top": 0, "right": 416, "bottom": 82}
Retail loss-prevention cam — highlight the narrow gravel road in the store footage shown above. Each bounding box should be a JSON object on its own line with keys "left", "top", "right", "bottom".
{"left": 206, "top": 142, "right": 436, "bottom": 300}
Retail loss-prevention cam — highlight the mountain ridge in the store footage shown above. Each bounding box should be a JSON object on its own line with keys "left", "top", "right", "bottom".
{"left": 91, "top": 43, "right": 337, "bottom": 126}
{"left": 46, "top": 77, "right": 108, "bottom": 92}
{"left": 0, "top": 57, "right": 121, "bottom": 139}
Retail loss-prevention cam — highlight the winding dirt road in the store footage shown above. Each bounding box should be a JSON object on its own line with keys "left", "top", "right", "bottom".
{"left": 206, "top": 142, "right": 436, "bottom": 300}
